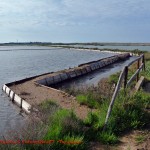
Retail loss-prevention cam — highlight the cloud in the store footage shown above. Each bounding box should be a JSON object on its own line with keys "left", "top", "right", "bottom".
{"left": 0, "top": 0, "right": 150, "bottom": 42}
{"left": 0, "top": 0, "right": 150, "bottom": 28}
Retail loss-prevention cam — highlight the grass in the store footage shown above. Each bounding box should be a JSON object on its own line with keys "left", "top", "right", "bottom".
{"left": 76, "top": 94, "right": 101, "bottom": 109}
{"left": 141, "top": 61, "right": 150, "bottom": 80}
{"left": 110, "top": 93, "right": 149, "bottom": 132}
{"left": 108, "top": 72, "right": 120, "bottom": 85}
{"left": 83, "top": 90, "right": 150, "bottom": 144}
{"left": 82, "top": 56, "right": 150, "bottom": 144}
{"left": 39, "top": 99, "right": 58, "bottom": 109}
{"left": 2, "top": 52, "right": 150, "bottom": 149}
{"left": 135, "top": 135, "right": 146, "bottom": 144}
{"left": 70, "top": 56, "right": 150, "bottom": 145}
{"left": 28, "top": 55, "right": 150, "bottom": 147}
{"left": 98, "top": 131, "right": 118, "bottom": 144}
{"left": 1, "top": 101, "right": 86, "bottom": 150}
{"left": 145, "top": 52, "right": 150, "bottom": 61}
{"left": 42, "top": 109, "right": 86, "bottom": 150}
{"left": 108, "top": 53, "right": 150, "bottom": 90}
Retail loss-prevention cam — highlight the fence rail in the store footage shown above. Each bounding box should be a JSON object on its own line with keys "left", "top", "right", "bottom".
{"left": 103, "top": 54, "right": 145, "bottom": 130}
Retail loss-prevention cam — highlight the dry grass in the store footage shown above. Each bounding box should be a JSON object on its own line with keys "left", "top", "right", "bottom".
{"left": 145, "top": 52, "right": 150, "bottom": 61}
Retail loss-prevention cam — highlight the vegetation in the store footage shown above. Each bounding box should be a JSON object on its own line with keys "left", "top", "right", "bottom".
{"left": 1, "top": 49, "right": 150, "bottom": 149}
{"left": 0, "top": 100, "right": 86, "bottom": 150}
{"left": 76, "top": 94, "right": 101, "bottom": 109}
{"left": 135, "top": 135, "right": 146, "bottom": 144}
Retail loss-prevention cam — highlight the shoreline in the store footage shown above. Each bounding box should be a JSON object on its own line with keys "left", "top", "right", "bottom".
{"left": 2, "top": 53, "right": 130, "bottom": 118}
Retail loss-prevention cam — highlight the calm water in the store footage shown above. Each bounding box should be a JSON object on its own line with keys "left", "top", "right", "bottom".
{"left": 54, "top": 56, "right": 136, "bottom": 90}
{"left": 69, "top": 45, "right": 150, "bottom": 51}
{"left": 0, "top": 46, "right": 120, "bottom": 136}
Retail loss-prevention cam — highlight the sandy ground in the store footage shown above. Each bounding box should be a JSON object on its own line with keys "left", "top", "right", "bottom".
{"left": 9, "top": 73, "right": 94, "bottom": 120}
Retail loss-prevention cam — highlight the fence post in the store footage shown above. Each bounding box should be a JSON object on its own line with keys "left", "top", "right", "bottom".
{"left": 103, "top": 54, "right": 145, "bottom": 131}
{"left": 124, "top": 66, "right": 128, "bottom": 89}
{"left": 136, "top": 59, "right": 140, "bottom": 81}
{"left": 103, "top": 67, "right": 125, "bottom": 131}
{"left": 142, "top": 55, "right": 145, "bottom": 71}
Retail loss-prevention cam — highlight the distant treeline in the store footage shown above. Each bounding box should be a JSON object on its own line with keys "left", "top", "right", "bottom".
{"left": 0, "top": 42, "right": 150, "bottom": 46}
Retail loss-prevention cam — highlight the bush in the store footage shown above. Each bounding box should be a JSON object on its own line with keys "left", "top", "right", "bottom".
{"left": 83, "top": 90, "right": 150, "bottom": 144}
{"left": 98, "top": 131, "right": 118, "bottom": 144}
{"left": 105, "top": 91, "right": 150, "bottom": 134}
{"left": 43, "top": 109, "right": 86, "bottom": 149}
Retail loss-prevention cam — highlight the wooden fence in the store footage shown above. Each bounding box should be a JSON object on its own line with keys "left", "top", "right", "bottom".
{"left": 103, "top": 54, "right": 145, "bottom": 130}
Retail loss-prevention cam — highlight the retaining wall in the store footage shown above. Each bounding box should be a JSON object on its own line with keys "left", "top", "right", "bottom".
{"left": 2, "top": 53, "right": 130, "bottom": 114}
{"left": 36, "top": 53, "right": 130, "bottom": 86}
{"left": 2, "top": 84, "right": 31, "bottom": 113}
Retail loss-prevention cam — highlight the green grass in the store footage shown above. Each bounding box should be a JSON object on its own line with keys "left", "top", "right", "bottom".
{"left": 77, "top": 58, "right": 150, "bottom": 145}
{"left": 76, "top": 94, "right": 101, "bottom": 109}
{"left": 83, "top": 90, "right": 150, "bottom": 144}
{"left": 2, "top": 53, "right": 150, "bottom": 149}
{"left": 108, "top": 72, "right": 120, "bottom": 84}
{"left": 42, "top": 109, "right": 86, "bottom": 150}
{"left": 98, "top": 131, "right": 118, "bottom": 144}
{"left": 2, "top": 102, "right": 86, "bottom": 150}
{"left": 44, "top": 53, "right": 150, "bottom": 146}
{"left": 141, "top": 60, "right": 150, "bottom": 80}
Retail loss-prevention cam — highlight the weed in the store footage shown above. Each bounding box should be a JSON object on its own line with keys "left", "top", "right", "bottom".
{"left": 98, "top": 131, "right": 118, "bottom": 144}
{"left": 83, "top": 89, "right": 150, "bottom": 145}
{"left": 109, "top": 72, "right": 120, "bottom": 85}
{"left": 40, "top": 99, "right": 58, "bottom": 110}
{"left": 135, "top": 135, "right": 146, "bottom": 144}
{"left": 43, "top": 109, "right": 86, "bottom": 149}
{"left": 76, "top": 94, "right": 100, "bottom": 109}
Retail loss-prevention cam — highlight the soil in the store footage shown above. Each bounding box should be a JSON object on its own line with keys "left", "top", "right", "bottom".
{"left": 9, "top": 73, "right": 94, "bottom": 120}
{"left": 90, "top": 130, "right": 150, "bottom": 150}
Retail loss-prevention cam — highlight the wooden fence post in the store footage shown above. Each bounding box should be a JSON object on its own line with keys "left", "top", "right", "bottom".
{"left": 103, "top": 54, "right": 145, "bottom": 131}
{"left": 103, "top": 67, "right": 125, "bottom": 131}
{"left": 137, "top": 59, "right": 140, "bottom": 81}
{"left": 142, "top": 55, "right": 146, "bottom": 71}
{"left": 124, "top": 66, "right": 128, "bottom": 89}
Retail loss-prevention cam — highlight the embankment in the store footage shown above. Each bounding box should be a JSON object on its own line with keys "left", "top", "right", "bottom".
{"left": 2, "top": 53, "right": 130, "bottom": 118}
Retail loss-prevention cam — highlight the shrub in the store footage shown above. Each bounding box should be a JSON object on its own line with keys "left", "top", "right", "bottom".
{"left": 43, "top": 109, "right": 86, "bottom": 149}
{"left": 106, "top": 91, "right": 150, "bottom": 135}
{"left": 83, "top": 90, "right": 150, "bottom": 144}
{"left": 98, "top": 131, "right": 118, "bottom": 144}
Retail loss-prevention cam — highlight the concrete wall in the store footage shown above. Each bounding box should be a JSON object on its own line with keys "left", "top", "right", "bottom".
{"left": 36, "top": 53, "right": 130, "bottom": 86}
{"left": 2, "top": 84, "right": 31, "bottom": 114}
{"left": 2, "top": 53, "right": 130, "bottom": 114}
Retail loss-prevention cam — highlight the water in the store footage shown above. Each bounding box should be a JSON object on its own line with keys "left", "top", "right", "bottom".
{"left": 54, "top": 56, "right": 136, "bottom": 90}
{"left": 68, "top": 45, "right": 150, "bottom": 52}
{"left": 0, "top": 46, "right": 121, "bottom": 136}
{"left": 0, "top": 45, "right": 52, "bottom": 51}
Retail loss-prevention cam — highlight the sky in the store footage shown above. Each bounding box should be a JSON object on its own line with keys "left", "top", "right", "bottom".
{"left": 0, "top": 0, "right": 150, "bottom": 43}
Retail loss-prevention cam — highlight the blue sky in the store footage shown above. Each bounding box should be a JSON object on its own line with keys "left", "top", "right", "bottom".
{"left": 0, "top": 0, "right": 150, "bottom": 43}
